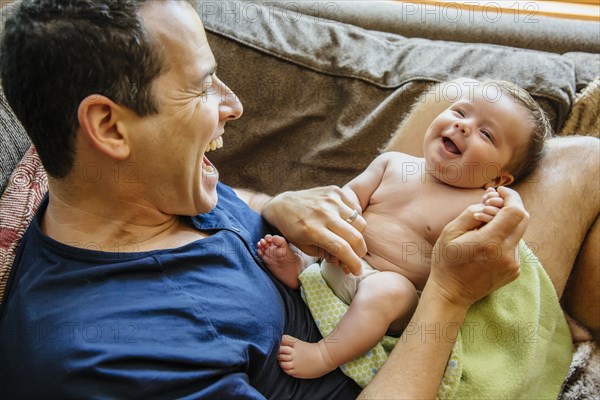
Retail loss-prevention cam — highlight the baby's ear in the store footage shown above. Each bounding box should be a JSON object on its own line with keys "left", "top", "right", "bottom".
{"left": 484, "top": 172, "right": 514, "bottom": 189}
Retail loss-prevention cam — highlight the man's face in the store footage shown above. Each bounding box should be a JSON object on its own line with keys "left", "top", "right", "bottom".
{"left": 126, "top": 1, "right": 242, "bottom": 216}
{"left": 422, "top": 87, "right": 531, "bottom": 188}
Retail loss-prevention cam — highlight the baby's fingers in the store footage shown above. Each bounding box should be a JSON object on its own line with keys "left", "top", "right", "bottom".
{"left": 474, "top": 205, "right": 501, "bottom": 223}
{"left": 484, "top": 197, "right": 504, "bottom": 208}
{"left": 482, "top": 187, "right": 499, "bottom": 198}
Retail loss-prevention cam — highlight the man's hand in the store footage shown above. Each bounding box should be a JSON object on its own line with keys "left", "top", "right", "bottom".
{"left": 429, "top": 186, "right": 529, "bottom": 308}
{"left": 262, "top": 186, "right": 367, "bottom": 275}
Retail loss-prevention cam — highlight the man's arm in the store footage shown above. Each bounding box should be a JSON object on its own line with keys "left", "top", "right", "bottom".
{"left": 233, "top": 188, "right": 272, "bottom": 213}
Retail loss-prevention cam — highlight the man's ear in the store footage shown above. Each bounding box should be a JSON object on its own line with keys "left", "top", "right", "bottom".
{"left": 77, "top": 94, "right": 130, "bottom": 160}
{"left": 484, "top": 172, "right": 515, "bottom": 189}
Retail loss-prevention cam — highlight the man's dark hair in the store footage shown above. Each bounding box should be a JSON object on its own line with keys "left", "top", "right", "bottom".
{"left": 0, "top": 0, "right": 171, "bottom": 178}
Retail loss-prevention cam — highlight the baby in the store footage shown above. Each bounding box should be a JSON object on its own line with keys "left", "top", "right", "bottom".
{"left": 258, "top": 81, "right": 551, "bottom": 379}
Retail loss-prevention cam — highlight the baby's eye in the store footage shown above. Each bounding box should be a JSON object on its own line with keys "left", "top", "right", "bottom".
{"left": 481, "top": 130, "right": 494, "bottom": 142}
{"left": 454, "top": 109, "right": 465, "bottom": 117}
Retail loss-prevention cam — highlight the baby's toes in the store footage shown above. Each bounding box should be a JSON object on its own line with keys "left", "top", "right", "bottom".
{"left": 271, "top": 235, "right": 289, "bottom": 248}
{"left": 279, "top": 361, "right": 294, "bottom": 372}
{"left": 257, "top": 238, "right": 270, "bottom": 252}
{"left": 275, "top": 245, "right": 298, "bottom": 262}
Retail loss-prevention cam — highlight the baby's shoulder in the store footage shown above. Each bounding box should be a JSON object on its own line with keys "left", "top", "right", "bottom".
{"left": 377, "top": 152, "right": 425, "bottom": 178}
{"left": 377, "top": 151, "right": 423, "bottom": 166}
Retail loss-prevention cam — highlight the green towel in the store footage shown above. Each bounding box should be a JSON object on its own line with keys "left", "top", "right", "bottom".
{"left": 299, "top": 241, "right": 573, "bottom": 399}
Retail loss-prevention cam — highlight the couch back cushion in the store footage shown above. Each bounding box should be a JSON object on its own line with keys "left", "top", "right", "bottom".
{"left": 199, "top": 1, "right": 581, "bottom": 195}
{"left": 0, "top": 0, "right": 590, "bottom": 197}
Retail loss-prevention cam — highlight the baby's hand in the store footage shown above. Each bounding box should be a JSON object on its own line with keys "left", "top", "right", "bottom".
{"left": 473, "top": 187, "right": 505, "bottom": 224}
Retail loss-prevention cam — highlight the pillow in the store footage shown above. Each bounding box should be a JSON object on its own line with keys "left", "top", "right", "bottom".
{"left": 0, "top": 145, "right": 47, "bottom": 304}
{"left": 559, "top": 77, "right": 600, "bottom": 137}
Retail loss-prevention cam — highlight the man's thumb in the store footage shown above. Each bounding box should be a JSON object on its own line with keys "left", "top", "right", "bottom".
{"left": 441, "top": 205, "right": 483, "bottom": 241}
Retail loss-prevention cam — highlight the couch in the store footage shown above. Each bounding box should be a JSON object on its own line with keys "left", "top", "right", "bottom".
{"left": 1, "top": 0, "right": 598, "bottom": 397}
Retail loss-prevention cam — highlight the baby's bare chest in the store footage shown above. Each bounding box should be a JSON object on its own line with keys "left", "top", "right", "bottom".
{"left": 363, "top": 166, "right": 482, "bottom": 260}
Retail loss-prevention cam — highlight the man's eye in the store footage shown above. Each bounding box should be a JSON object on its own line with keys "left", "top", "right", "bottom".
{"left": 199, "top": 82, "right": 215, "bottom": 96}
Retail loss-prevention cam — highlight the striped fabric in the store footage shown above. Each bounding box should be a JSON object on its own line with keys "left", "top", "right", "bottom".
{"left": 0, "top": 89, "right": 32, "bottom": 197}
{"left": 0, "top": 146, "right": 47, "bottom": 304}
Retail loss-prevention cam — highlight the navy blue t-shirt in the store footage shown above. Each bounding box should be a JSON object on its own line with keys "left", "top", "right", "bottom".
{"left": 0, "top": 183, "right": 360, "bottom": 399}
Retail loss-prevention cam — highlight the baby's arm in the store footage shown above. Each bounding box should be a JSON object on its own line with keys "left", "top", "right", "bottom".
{"left": 343, "top": 152, "right": 394, "bottom": 211}
{"left": 473, "top": 188, "right": 505, "bottom": 223}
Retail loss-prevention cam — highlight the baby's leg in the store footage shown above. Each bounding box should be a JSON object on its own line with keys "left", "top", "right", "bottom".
{"left": 278, "top": 271, "right": 418, "bottom": 379}
{"left": 258, "top": 234, "right": 305, "bottom": 289}
{"left": 473, "top": 187, "right": 505, "bottom": 223}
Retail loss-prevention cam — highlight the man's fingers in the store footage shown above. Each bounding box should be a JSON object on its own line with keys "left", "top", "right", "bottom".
{"left": 328, "top": 217, "right": 367, "bottom": 256}
{"left": 482, "top": 187, "right": 529, "bottom": 245}
{"left": 296, "top": 234, "right": 363, "bottom": 276}
{"left": 484, "top": 197, "right": 504, "bottom": 208}
{"left": 338, "top": 188, "right": 362, "bottom": 216}
{"left": 497, "top": 186, "right": 523, "bottom": 208}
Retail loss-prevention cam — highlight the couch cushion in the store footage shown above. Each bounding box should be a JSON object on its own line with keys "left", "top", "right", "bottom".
{"left": 276, "top": 1, "right": 600, "bottom": 55}
{"left": 199, "top": 1, "right": 577, "bottom": 195}
{"left": 563, "top": 52, "right": 600, "bottom": 92}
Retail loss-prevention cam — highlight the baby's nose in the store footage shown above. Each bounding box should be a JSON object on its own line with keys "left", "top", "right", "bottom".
{"left": 454, "top": 122, "right": 468, "bottom": 135}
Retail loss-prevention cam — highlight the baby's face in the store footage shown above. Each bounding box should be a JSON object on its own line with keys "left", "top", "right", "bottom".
{"left": 422, "top": 87, "right": 532, "bottom": 188}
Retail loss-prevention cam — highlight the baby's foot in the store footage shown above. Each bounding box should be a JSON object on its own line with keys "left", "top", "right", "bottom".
{"left": 278, "top": 335, "right": 337, "bottom": 379}
{"left": 257, "top": 234, "right": 301, "bottom": 289}
{"left": 474, "top": 187, "right": 505, "bottom": 223}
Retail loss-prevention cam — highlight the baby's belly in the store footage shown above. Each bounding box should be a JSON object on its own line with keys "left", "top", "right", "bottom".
{"left": 362, "top": 213, "right": 432, "bottom": 290}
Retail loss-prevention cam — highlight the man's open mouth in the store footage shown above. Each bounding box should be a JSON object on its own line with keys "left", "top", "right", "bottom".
{"left": 202, "top": 136, "right": 223, "bottom": 174}
{"left": 205, "top": 136, "right": 223, "bottom": 153}
{"left": 443, "top": 137, "right": 461, "bottom": 155}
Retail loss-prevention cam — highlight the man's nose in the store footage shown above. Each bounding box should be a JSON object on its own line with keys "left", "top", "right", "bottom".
{"left": 218, "top": 80, "right": 243, "bottom": 122}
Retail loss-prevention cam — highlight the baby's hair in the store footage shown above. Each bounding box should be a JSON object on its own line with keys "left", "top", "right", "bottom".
{"left": 480, "top": 80, "right": 552, "bottom": 183}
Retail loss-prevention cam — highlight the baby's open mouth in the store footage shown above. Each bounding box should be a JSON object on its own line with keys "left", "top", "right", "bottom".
{"left": 443, "top": 137, "right": 461, "bottom": 155}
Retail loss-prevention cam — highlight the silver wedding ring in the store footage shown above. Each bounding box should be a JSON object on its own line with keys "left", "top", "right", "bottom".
{"left": 345, "top": 209, "right": 358, "bottom": 224}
